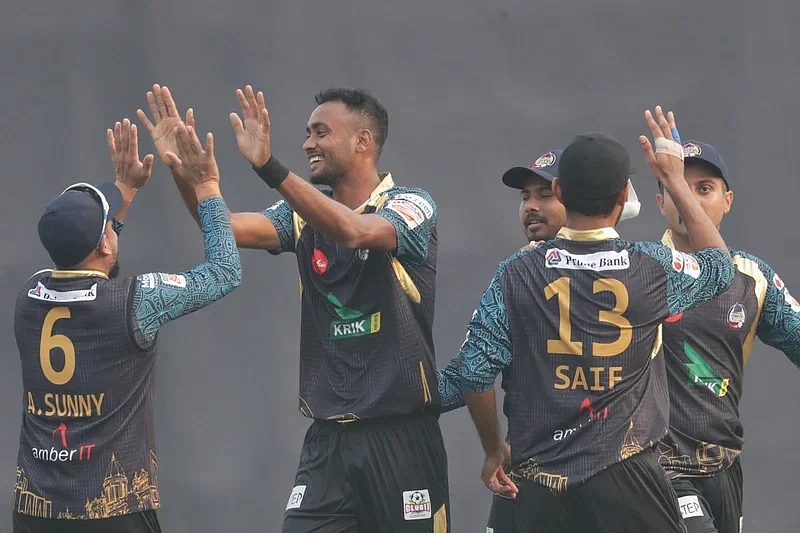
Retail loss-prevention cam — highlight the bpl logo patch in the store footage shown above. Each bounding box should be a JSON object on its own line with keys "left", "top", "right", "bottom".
{"left": 683, "top": 142, "right": 702, "bottom": 158}
{"left": 532, "top": 152, "right": 556, "bottom": 168}
{"left": 403, "top": 489, "right": 432, "bottom": 520}
{"left": 286, "top": 485, "right": 306, "bottom": 511}
{"left": 727, "top": 303, "right": 746, "bottom": 329}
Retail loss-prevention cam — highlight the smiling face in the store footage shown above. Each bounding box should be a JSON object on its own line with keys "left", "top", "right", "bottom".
{"left": 302, "top": 101, "right": 365, "bottom": 186}
{"left": 519, "top": 174, "right": 566, "bottom": 241}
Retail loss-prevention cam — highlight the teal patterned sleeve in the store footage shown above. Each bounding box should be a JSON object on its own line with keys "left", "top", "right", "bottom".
{"left": 376, "top": 187, "right": 437, "bottom": 268}
{"left": 459, "top": 260, "right": 514, "bottom": 393}
{"left": 131, "top": 197, "right": 243, "bottom": 346}
{"left": 438, "top": 354, "right": 466, "bottom": 412}
{"left": 633, "top": 241, "right": 734, "bottom": 316}
{"left": 737, "top": 252, "right": 800, "bottom": 368}
{"left": 260, "top": 199, "right": 295, "bottom": 255}
{"left": 111, "top": 219, "right": 124, "bottom": 236}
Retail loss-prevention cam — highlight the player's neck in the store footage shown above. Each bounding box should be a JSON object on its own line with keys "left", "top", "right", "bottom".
{"left": 564, "top": 212, "right": 618, "bottom": 232}
{"left": 669, "top": 231, "right": 694, "bottom": 254}
{"left": 332, "top": 171, "right": 382, "bottom": 210}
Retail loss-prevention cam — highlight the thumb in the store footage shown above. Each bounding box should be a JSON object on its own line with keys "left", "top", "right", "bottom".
{"left": 230, "top": 113, "right": 244, "bottom": 136}
{"left": 205, "top": 132, "right": 215, "bottom": 160}
{"left": 164, "top": 151, "right": 182, "bottom": 169}
{"left": 639, "top": 136, "right": 655, "bottom": 162}
{"left": 142, "top": 154, "right": 155, "bottom": 175}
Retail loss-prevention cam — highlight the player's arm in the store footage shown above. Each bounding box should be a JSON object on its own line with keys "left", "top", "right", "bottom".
{"left": 460, "top": 265, "right": 516, "bottom": 495}
{"left": 131, "top": 122, "right": 242, "bottom": 346}
{"left": 437, "top": 353, "right": 466, "bottom": 413}
{"left": 636, "top": 243, "right": 734, "bottom": 315}
{"left": 741, "top": 254, "right": 800, "bottom": 367}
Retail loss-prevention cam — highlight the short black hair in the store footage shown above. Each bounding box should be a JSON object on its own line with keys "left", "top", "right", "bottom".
{"left": 562, "top": 191, "right": 621, "bottom": 217}
{"left": 315, "top": 88, "right": 389, "bottom": 157}
{"left": 658, "top": 159, "right": 728, "bottom": 193}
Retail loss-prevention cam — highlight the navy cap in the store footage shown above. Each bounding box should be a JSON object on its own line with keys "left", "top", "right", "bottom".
{"left": 37, "top": 181, "right": 123, "bottom": 267}
{"left": 558, "top": 132, "right": 633, "bottom": 200}
{"left": 682, "top": 140, "right": 730, "bottom": 189}
{"left": 502, "top": 150, "right": 562, "bottom": 189}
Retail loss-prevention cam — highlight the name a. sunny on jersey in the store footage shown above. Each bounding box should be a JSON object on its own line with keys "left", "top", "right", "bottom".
{"left": 25, "top": 283, "right": 107, "bottom": 419}
{"left": 545, "top": 249, "right": 630, "bottom": 271}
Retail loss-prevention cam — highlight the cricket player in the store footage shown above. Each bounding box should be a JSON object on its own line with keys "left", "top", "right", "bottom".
{"left": 12, "top": 119, "right": 241, "bottom": 533}
{"left": 458, "top": 107, "right": 735, "bottom": 532}
{"left": 438, "top": 147, "right": 644, "bottom": 532}
{"left": 139, "top": 84, "right": 449, "bottom": 532}
{"left": 655, "top": 140, "right": 800, "bottom": 533}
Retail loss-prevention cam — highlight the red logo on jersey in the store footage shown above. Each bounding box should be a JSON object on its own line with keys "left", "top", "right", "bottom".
{"left": 52, "top": 423, "right": 67, "bottom": 447}
{"left": 312, "top": 249, "right": 329, "bottom": 275}
{"left": 665, "top": 313, "right": 683, "bottom": 323}
{"left": 580, "top": 398, "right": 609, "bottom": 420}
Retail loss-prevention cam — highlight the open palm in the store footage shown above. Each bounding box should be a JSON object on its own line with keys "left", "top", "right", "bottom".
{"left": 230, "top": 85, "right": 272, "bottom": 167}
{"left": 137, "top": 84, "right": 194, "bottom": 177}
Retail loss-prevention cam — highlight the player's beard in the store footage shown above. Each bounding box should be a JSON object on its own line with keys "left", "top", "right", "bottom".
{"left": 109, "top": 259, "right": 120, "bottom": 279}
{"left": 310, "top": 153, "right": 350, "bottom": 187}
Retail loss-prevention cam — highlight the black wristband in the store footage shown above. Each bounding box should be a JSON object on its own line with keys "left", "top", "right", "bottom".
{"left": 252, "top": 156, "right": 290, "bottom": 189}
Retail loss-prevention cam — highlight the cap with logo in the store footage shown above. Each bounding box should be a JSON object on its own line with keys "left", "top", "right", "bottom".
{"left": 557, "top": 132, "right": 633, "bottom": 201}
{"left": 502, "top": 150, "right": 563, "bottom": 189}
{"left": 37, "top": 181, "right": 124, "bottom": 267}
{"left": 682, "top": 140, "right": 730, "bottom": 190}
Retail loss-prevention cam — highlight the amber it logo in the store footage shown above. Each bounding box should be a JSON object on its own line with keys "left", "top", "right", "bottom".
{"left": 31, "top": 423, "right": 95, "bottom": 462}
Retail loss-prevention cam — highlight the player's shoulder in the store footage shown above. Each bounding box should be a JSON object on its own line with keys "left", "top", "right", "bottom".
{"left": 384, "top": 185, "right": 436, "bottom": 205}
{"left": 730, "top": 248, "right": 775, "bottom": 283}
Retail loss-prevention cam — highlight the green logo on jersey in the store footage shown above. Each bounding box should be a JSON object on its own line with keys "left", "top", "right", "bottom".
{"left": 684, "top": 342, "right": 729, "bottom": 397}
{"left": 327, "top": 293, "right": 382, "bottom": 339}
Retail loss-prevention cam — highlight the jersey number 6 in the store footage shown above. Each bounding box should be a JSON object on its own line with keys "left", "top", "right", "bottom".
{"left": 40, "top": 307, "right": 76, "bottom": 385}
{"left": 545, "top": 277, "right": 632, "bottom": 357}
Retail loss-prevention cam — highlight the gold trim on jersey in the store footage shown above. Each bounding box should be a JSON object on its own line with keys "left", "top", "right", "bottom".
{"left": 51, "top": 270, "right": 108, "bottom": 279}
{"left": 433, "top": 504, "right": 447, "bottom": 533}
{"left": 651, "top": 324, "right": 663, "bottom": 359}
{"left": 732, "top": 255, "right": 768, "bottom": 363}
{"left": 660, "top": 229, "right": 675, "bottom": 248}
{"left": 419, "top": 361, "right": 432, "bottom": 405}
{"left": 291, "top": 173, "right": 422, "bottom": 304}
{"left": 556, "top": 227, "right": 619, "bottom": 242}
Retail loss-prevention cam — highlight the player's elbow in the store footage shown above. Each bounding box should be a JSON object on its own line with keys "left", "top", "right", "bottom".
{"left": 215, "top": 256, "right": 244, "bottom": 296}
{"left": 712, "top": 255, "right": 736, "bottom": 297}
{"left": 338, "top": 219, "right": 395, "bottom": 251}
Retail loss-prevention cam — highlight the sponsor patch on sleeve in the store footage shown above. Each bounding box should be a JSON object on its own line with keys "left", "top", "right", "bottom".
{"left": 774, "top": 273, "right": 785, "bottom": 290}
{"left": 266, "top": 199, "right": 286, "bottom": 211}
{"left": 386, "top": 199, "right": 426, "bottom": 230}
{"left": 683, "top": 253, "right": 701, "bottom": 279}
{"left": 392, "top": 193, "right": 434, "bottom": 219}
{"left": 157, "top": 273, "right": 187, "bottom": 288}
{"left": 678, "top": 495, "right": 704, "bottom": 519}
{"left": 140, "top": 273, "right": 156, "bottom": 289}
{"left": 784, "top": 288, "right": 800, "bottom": 313}
{"left": 671, "top": 249, "right": 684, "bottom": 272}
{"left": 403, "top": 489, "right": 432, "bottom": 520}
{"left": 286, "top": 484, "right": 306, "bottom": 510}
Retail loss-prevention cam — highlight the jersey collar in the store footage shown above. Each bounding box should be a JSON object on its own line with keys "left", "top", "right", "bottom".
{"left": 354, "top": 173, "right": 394, "bottom": 214}
{"left": 556, "top": 227, "right": 619, "bottom": 242}
{"left": 51, "top": 270, "right": 109, "bottom": 279}
{"left": 661, "top": 230, "right": 675, "bottom": 248}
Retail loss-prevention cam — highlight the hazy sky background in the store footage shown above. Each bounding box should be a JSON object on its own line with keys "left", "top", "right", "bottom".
{"left": 1, "top": 1, "right": 798, "bottom": 530}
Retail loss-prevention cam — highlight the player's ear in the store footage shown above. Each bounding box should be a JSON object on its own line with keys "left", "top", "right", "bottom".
{"left": 552, "top": 178, "right": 563, "bottom": 204}
{"left": 655, "top": 192, "right": 666, "bottom": 215}
{"left": 723, "top": 188, "right": 733, "bottom": 214}
{"left": 355, "top": 128, "right": 372, "bottom": 154}
{"left": 97, "top": 225, "right": 114, "bottom": 258}
{"left": 616, "top": 185, "right": 629, "bottom": 208}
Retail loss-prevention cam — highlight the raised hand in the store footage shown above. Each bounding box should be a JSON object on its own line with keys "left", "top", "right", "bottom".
{"left": 137, "top": 84, "right": 193, "bottom": 175}
{"left": 107, "top": 118, "right": 154, "bottom": 190}
{"left": 639, "top": 106, "right": 684, "bottom": 186}
{"left": 164, "top": 124, "right": 219, "bottom": 189}
{"left": 230, "top": 85, "right": 272, "bottom": 167}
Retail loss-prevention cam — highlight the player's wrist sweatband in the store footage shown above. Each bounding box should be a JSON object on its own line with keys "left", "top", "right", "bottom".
{"left": 253, "top": 156, "right": 290, "bottom": 189}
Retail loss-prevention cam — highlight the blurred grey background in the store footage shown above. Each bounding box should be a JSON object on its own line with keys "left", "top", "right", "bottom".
{"left": 1, "top": 0, "right": 798, "bottom": 531}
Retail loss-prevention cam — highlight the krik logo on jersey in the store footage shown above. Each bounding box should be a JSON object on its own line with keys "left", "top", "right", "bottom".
{"left": 727, "top": 303, "right": 746, "bottom": 329}
{"left": 326, "top": 293, "right": 382, "bottom": 340}
{"left": 684, "top": 342, "right": 729, "bottom": 397}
